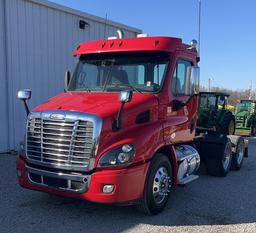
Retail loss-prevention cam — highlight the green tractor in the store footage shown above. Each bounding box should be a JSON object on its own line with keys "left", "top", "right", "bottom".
{"left": 197, "top": 92, "right": 236, "bottom": 135}
{"left": 235, "top": 100, "right": 256, "bottom": 136}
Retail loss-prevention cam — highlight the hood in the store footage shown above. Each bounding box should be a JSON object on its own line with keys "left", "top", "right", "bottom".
{"left": 235, "top": 110, "right": 249, "bottom": 117}
{"left": 33, "top": 92, "right": 158, "bottom": 119}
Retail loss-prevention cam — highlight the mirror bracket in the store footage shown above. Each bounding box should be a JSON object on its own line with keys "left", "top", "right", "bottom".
{"left": 172, "top": 99, "right": 184, "bottom": 111}
{"left": 172, "top": 94, "right": 198, "bottom": 112}
{"left": 113, "top": 90, "right": 133, "bottom": 131}
{"left": 22, "top": 100, "right": 30, "bottom": 116}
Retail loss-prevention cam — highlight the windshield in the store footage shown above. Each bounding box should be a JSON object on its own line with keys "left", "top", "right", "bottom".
{"left": 236, "top": 102, "right": 254, "bottom": 113}
{"left": 68, "top": 52, "right": 169, "bottom": 93}
{"left": 199, "top": 95, "right": 216, "bottom": 110}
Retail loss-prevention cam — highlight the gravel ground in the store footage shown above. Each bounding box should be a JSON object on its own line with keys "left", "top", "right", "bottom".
{"left": 0, "top": 138, "right": 256, "bottom": 233}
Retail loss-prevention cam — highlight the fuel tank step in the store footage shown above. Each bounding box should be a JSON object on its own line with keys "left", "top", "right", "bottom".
{"left": 178, "top": 174, "right": 199, "bottom": 185}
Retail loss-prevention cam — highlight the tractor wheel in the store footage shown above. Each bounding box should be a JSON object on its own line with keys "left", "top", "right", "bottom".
{"left": 205, "top": 139, "right": 232, "bottom": 177}
{"left": 231, "top": 137, "right": 245, "bottom": 170}
{"left": 218, "top": 112, "right": 236, "bottom": 135}
{"left": 136, "top": 153, "right": 172, "bottom": 215}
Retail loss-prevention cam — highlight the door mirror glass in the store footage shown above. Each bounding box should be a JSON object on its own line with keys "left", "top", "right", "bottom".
{"left": 17, "top": 89, "right": 31, "bottom": 100}
{"left": 185, "top": 66, "right": 200, "bottom": 95}
{"left": 64, "top": 71, "right": 71, "bottom": 91}
{"left": 119, "top": 90, "right": 133, "bottom": 103}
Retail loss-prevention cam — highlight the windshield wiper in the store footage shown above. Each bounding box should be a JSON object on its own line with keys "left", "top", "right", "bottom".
{"left": 75, "top": 87, "right": 92, "bottom": 92}
{"left": 102, "top": 60, "right": 115, "bottom": 92}
{"left": 114, "top": 83, "right": 143, "bottom": 93}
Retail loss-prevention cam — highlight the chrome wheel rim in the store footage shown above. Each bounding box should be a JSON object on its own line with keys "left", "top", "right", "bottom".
{"left": 152, "top": 166, "right": 171, "bottom": 204}
{"left": 237, "top": 143, "right": 244, "bottom": 165}
{"left": 222, "top": 144, "right": 232, "bottom": 171}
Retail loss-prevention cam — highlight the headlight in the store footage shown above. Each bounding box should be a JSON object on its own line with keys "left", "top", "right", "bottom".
{"left": 98, "top": 144, "right": 135, "bottom": 167}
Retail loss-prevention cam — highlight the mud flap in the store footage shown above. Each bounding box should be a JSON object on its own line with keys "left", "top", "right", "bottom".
{"left": 194, "top": 132, "right": 228, "bottom": 161}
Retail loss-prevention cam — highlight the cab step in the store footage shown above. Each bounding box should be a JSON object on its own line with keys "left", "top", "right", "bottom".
{"left": 178, "top": 174, "right": 199, "bottom": 185}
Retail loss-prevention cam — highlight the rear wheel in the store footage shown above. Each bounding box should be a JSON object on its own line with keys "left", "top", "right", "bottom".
{"left": 136, "top": 153, "right": 172, "bottom": 215}
{"left": 218, "top": 111, "right": 236, "bottom": 135}
{"left": 231, "top": 137, "right": 245, "bottom": 170}
{"left": 205, "top": 139, "right": 232, "bottom": 177}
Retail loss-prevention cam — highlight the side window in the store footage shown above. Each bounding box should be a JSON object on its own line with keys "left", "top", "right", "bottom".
{"left": 172, "top": 60, "right": 192, "bottom": 96}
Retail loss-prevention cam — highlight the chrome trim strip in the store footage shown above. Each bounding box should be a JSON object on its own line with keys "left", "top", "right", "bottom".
{"left": 69, "top": 120, "right": 79, "bottom": 162}
{"left": 40, "top": 118, "right": 43, "bottom": 162}
{"left": 26, "top": 159, "right": 90, "bottom": 171}
{"left": 26, "top": 165, "right": 88, "bottom": 182}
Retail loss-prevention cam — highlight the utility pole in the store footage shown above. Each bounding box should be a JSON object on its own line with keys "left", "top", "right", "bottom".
{"left": 208, "top": 77, "right": 214, "bottom": 92}
{"left": 248, "top": 80, "right": 253, "bottom": 100}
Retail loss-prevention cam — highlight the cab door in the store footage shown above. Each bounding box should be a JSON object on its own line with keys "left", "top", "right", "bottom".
{"left": 163, "top": 58, "right": 198, "bottom": 145}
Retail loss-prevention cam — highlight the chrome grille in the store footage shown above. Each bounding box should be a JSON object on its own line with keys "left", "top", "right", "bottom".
{"left": 26, "top": 113, "right": 95, "bottom": 168}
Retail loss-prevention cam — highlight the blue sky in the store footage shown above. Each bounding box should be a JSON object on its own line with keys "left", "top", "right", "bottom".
{"left": 50, "top": 0, "right": 256, "bottom": 90}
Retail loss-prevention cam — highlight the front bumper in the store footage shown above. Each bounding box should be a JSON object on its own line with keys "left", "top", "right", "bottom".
{"left": 16, "top": 156, "right": 149, "bottom": 204}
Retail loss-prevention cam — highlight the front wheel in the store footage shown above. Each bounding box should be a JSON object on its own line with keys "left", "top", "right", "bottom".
{"left": 136, "top": 153, "right": 172, "bottom": 215}
{"left": 228, "top": 118, "right": 236, "bottom": 135}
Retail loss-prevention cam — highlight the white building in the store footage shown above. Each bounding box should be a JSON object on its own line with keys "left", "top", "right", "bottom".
{"left": 0, "top": 0, "right": 141, "bottom": 153}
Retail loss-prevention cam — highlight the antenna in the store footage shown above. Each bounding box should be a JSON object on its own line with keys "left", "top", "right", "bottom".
{"left": 103, "top": 13, "right": 108, "bottom": 39}
{"left": 198, "top": 0, "right": 202, "bottom": 57}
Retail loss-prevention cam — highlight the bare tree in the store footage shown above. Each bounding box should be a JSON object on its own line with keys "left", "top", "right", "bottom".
{"left": 201, "top": 86, "right": 253, "bottom": 106}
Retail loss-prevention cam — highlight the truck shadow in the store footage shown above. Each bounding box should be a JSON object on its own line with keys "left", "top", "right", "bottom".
{"left": 26, "top": 152, "right": 256, "bottom": 233}
{"left": 1, "top": 138, "right": 256, "bottom": 233}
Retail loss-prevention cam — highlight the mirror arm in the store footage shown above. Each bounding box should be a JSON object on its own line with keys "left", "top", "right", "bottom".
{"left": 22, "top": 100, "right": 30, "bottom": 116}
{"left": 183, "top": 93, "right": 197, "bottom": 106}
{"left": 113, "top": 102, "right": 125, "bottom": 131}
{"left": 173, "top": 94, "right": 198, "bottom": 111}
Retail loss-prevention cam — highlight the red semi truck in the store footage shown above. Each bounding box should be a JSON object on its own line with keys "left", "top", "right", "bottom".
{"left": 16, "top": 35, "right": 245, "bottom": 214}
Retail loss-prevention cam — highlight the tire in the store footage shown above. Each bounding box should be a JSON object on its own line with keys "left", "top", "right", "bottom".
{"left": 218, "top": 111, "right": 236, "bottom": 135}
{"left": 136, "top": 153, "right": 172, "bottom": 215}
{"left": 231, "top": 137, "right": 245, "bottom": 170}
{"left": 205, "top": 139, "right": 232, "bottom": 177}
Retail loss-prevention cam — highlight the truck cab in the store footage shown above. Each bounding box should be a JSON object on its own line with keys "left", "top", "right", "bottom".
{"left": 18, "top": 35, "right": 238, "bottom": 215}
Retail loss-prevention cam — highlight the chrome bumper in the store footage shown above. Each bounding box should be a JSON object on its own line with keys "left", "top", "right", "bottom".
{"left": 26, "top": 164, "right": 90, "bottom": 193}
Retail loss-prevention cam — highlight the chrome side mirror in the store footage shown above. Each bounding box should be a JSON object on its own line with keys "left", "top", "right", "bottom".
{"left": 119, "top": 90, "right": 133, "bottom": 103}
{"left": 185, "top": 66, "right": 200, "bottom": 95}
{"left": 115, "top": 90, "right": 133, "bottom": 130}
{"left": 17, "top": 89, "right": 31, "bottom": 115}
{"left": 17, "top": 89, "right": 31, "bottom": 100}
